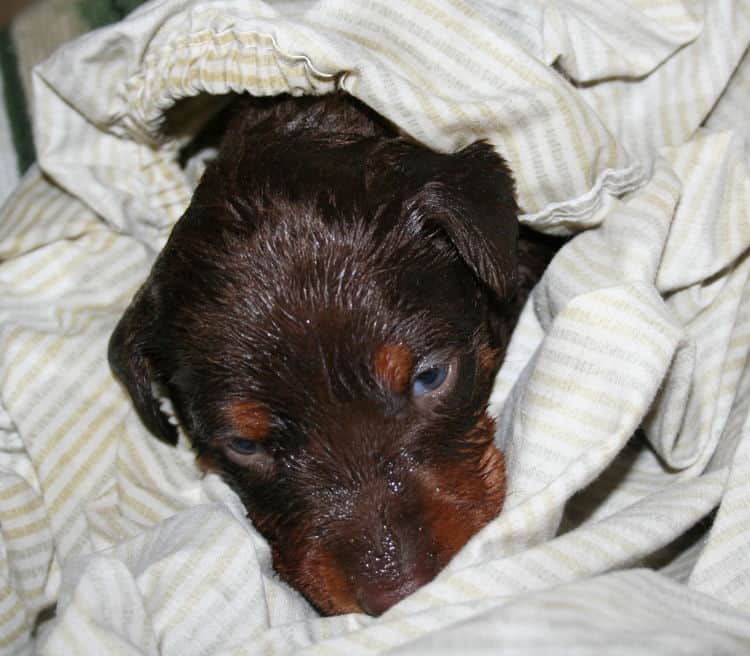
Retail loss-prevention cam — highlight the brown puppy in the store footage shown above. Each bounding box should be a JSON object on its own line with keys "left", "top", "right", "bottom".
{"left": 109, "top": 93, "right": 555, "bottom": 616}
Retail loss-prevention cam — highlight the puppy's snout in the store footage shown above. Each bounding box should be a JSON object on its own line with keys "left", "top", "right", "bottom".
{"left": 349, "top": 502, "right": 441, "bottom": 615}
{"left": 356, "top": 559, "right": 438, "bottom": 616}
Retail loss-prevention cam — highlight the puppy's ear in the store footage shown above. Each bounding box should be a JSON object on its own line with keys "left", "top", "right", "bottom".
{"left": 108, "top": 283, "right": 178, "bottom": 445}
{"left": 372, "top": 140, "right": 519, "bottom": 303}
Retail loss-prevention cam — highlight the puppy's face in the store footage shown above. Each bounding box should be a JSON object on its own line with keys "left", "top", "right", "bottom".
{"left": 109, "top": 95, "right": 519, "bottom": 616}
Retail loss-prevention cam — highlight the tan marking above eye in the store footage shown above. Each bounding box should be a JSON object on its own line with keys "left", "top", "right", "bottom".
{"left": 227, "top": 400, "right": 270, "bottom": 441}
{"left": 372, "top": 343, "right": 414, "bottom": 394}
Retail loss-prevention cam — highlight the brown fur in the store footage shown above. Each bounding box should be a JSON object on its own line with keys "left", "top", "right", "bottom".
{"left": 227, "top": 400, "right": 270, "bottom": 441}
{"left": 109, "top": 93, "right": 559, "bottom": 616}
{"left": 373, "top": 343, "right": 414, "bottom": 394}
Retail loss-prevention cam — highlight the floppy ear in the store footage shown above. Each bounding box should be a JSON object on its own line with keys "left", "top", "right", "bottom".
{"left": 108, "top": 282, "right": 178, "bottom": 445}
{"left": 371, "top": 140, "right": 519, "bottom": 304}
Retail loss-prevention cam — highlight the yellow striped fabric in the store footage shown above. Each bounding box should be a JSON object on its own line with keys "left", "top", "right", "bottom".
{"left": 0, "top": 0, "right": 749, "bottom": 653}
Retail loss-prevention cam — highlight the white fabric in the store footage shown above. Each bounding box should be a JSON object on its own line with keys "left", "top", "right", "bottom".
{"left": 0, "top": 0, "right": 749, "bottom": 653}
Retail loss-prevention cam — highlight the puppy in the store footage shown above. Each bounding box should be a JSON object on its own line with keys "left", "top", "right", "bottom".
{"left": 109, "top": 93, "right": 556, "bottom": 616}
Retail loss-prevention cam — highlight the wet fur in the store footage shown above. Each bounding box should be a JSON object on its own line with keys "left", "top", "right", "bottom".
{"left": 109, "top": 93, "right": 558, "bottom": 616}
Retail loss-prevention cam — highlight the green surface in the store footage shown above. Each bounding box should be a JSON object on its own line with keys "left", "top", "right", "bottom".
{"left": 0, "top": 0, "right": 150, "bottom": 174}
{"left": 77, "top": 0, "right": 146, "bottom": 29}
{"left": 0, "top": 26, "right": 34, "bottom": 174}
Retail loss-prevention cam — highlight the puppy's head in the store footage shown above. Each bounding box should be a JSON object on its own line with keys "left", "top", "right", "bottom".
{"left": 109, "top": 95, "right": 519, "bottom": 616}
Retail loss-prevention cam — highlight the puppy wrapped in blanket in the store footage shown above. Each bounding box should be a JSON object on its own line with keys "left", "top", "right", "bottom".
{"left": 108, "top": 93, "right": 557, "bottom": 616}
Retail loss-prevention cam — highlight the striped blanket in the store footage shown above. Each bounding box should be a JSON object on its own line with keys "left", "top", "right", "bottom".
{"left": 0, "top": 0, "right": 146, "bottom": 206}
{"left": 2, "top": 1, "right": 750, "bottom": 654}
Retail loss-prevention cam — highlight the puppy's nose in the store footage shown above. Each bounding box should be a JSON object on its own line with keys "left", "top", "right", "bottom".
{"left": 357, "top": 565, "right": 437, "bottom": 616}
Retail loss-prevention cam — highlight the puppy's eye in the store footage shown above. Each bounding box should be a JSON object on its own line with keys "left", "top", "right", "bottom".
{"left": 228, "top": 438, "right": 260, "bottom": 455}
{"left": 412, "top": 365, "right": 449, "bottom": 397}
{"left": 224, "top": 437, "right": 267, "bottom": 467}
{"left": 219, "top": 436, "right": 271, "bottom": 467}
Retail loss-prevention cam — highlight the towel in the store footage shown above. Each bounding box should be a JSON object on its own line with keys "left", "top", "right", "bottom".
{"left": 1, "top": 1, "right": 750, "bottom": 653}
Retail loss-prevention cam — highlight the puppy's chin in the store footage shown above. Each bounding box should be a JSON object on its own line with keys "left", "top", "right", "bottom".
{"left": 265, "top": 413, "right": 504, "bottom": 616}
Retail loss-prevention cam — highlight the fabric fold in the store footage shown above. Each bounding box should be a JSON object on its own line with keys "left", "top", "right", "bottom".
{"left": 1, "top": 0, "right": 750, "bottom": 653}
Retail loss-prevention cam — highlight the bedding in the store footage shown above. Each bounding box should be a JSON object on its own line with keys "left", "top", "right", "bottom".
{"left": 1, "top": 1, "right": 750, "bottom": 654}
{"left": 0, "top": 0, "right": 145, "bottom": 205}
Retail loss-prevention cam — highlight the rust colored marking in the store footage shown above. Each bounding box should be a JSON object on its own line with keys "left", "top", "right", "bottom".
{"left": 196, "top": 451, "right": 219, "bottom": 473}
{"left": 463, "top": 414, "right": 505, "bottom": 508}
{"left": 373, "top": 343, "right": 414, "bottom": 393}
{"left": 479, "top": 347, "right": 500, "bottom": 371}
{"left": 274, "top": 542, "right": 362, "bottom": 615}
{"left": 478, "top": 442, "right": 506, "bottom": 506}
{"left": 416, "top": 412, "right": 505, "bottom": 568}
{"left": 227, "top": 400, "right": 270, "bottom": 441}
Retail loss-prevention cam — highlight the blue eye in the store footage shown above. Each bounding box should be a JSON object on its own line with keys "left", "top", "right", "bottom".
{"left": 412, "top": 365, "right": 449, "bottom": 397}
{"left": 227, "top": 438, "right": 259, "bottom": 455}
